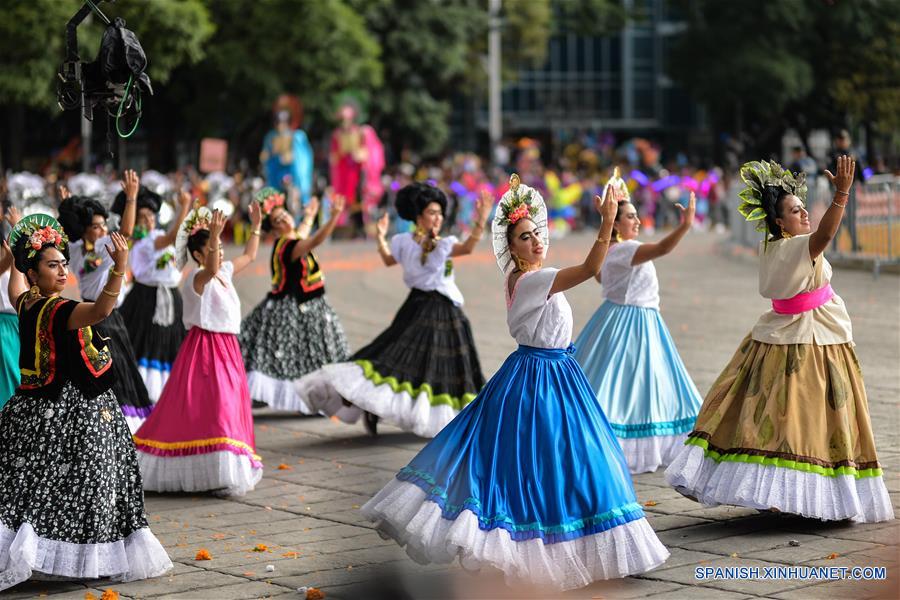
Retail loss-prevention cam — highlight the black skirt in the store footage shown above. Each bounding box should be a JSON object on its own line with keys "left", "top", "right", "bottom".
{"left": 352, "top": 289, "right": 485, "bottom": 401}
{"left": 93, "top": 308, "right": 153, "bottom": 429}
{"left": 119, "top": 282, "right": 186, "bottom": 371}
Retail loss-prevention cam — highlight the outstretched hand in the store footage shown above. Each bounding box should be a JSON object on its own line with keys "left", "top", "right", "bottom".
{"left": 824, "top": 155, "right": 856, "bottom": 194}
{"left": 5, "top": 206, "right": 22, "bottom": 227}
{"left": 121, "top": 169, "right": 140, "bottom": 201}
{"left": 376, "top": 212, "right": 389, "bottom": 238}
{"left": 675, "top": 191, "right": 696, "bottom": 225}
{"left": 331, "top": 194, "right": 347, "bottom": 216}
{"left": 209, "top": 209, "right": 227, "bottom": 239}
{"left": 105, "top": 231, "right": 129, "bottom": 269}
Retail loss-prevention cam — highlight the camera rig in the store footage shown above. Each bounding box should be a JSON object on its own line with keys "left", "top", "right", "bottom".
{"left": 57, "top": 0, "right": 152, "bottom": 140}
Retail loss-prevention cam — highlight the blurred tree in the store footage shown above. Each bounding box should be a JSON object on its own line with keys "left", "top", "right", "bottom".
{"left": 163, "top": 0, "right": 382, "bottom": 167}
{"left": 669, "top": 0, "right": 900, "bottom": 162}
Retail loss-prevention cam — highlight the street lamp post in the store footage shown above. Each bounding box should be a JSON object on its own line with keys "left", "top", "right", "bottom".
{"left": 488, "top": 0, "right": 502, "bottom": 155}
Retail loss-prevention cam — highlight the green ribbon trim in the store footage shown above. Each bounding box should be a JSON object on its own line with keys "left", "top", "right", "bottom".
{"left": 686, "top": 436, "right": 883, "bottom": 479}
{"left": 355, "top": 360, "right": 477, "bottom": 410}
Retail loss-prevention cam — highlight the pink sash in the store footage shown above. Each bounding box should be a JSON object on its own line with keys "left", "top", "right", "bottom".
{"left": 772, "top": 284, "right": 834, "bottom": 315}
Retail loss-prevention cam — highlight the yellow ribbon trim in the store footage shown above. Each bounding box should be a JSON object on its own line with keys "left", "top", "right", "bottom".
{"left": 133, "top": 435, "right": 262, "bottom": 462}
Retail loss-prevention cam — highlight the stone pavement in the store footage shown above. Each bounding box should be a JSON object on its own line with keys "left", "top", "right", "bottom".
{"left": 7, "top": 230, "right": 898, "bottom": 599}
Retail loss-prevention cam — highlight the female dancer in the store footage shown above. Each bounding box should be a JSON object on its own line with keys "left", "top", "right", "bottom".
{"left": 574, "top": 170, "right": 703, "bottom": 473}
{"left": 666, "top": 157, "right": 894, "bottom": 522}
{"left": 58, "top": 170, "right": 154, "bottom": 431}
{"left": 134, "top": 205, "right": 264, "bottom": 496}
{"left": 0, "top": 249, "right": 17, "bottom": 410}
{"left": 296, "top": 182, "right": 491, "bottom": 437}
{"left": 0, "top": 212, "right": 171, "bottom": 589}
{"left": 362, "top": 175, "right": 668, "bottom": 589}
{"left": 239, "top": 188, "right": 349, "bottom": 411}
{"left": 116, "top": 186, "right": 191, "bottom": 401}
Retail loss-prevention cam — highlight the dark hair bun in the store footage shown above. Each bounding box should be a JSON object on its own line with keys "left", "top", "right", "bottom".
{"left": 58, "top": 195, "right": 109, "bottom": 243}
{"left": 111, "top": 185, "right": 161, "bottom": 216}
{"left": 395, "top": 182, "right": 447, "bottom": 221}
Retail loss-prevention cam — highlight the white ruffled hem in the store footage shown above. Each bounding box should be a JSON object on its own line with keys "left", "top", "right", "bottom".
{"left": 665, "top": 444, "right": 895, "bottom": 523}
{"left": 617, "top": 433, "right": 688, "bottom": 474}
{"left": 247, "top": 370, "right": 315, "bottom": 414}
{"left": 295, "top": 363, "right": 459, "bottom": 438}
{"left": 361, "top": 479, "right": 669, "bottom": 590}
{"left": 0, "top": 521, "right": 172, "bottom": 591}
{"left": 137, "top": 366, "right": 169, "bottom": 403}
{"left": 137, "top": 450, "right": 263, "bottom": 497}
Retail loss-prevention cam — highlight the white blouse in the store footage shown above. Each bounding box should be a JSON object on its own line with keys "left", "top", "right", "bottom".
{"left": 600, "top": 240, "right": 660, "bottom": 309}
{"left": 506, "top": 268, "right": 573, "bottom": 349}
{"left": 70, "top": 236, "right": 114, "bottom": 301}
{"left": 0, "top": 271, "right": 14, "bottom": 314}
{"left": 182, "top": 261, "right": 241, "bottom": 335}
{"left": 131, "top": 229, "right": 182, "bottom": 288}
{"left": 390, "top": 232, "right": 464, "bottom": 306}
{"left": 751, "top": 234, "right": 853, "bottom": 345}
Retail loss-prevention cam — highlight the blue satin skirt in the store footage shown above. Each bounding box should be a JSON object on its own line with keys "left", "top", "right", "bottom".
{"left": 574, "top": 301, "right": 701, "bottom": 438}
{"left": 0, "top": 313, "right": 19, "bottom": 410}
{"left": 397, "top": 344, "right": 645, "bottom": 543}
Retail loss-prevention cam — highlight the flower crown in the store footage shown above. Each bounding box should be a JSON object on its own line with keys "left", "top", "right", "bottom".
{"left": 183, "top": 205, "right": 213, "bottom": 236}
{"left": 738, "top": 160, "right": 807, "bottom": 232}
{"left": 11, "top": 216, "right": 69, "bottom": 260}
{"left": 496, "top": 174, "right": 539, "bottom": 226}
{"left": 174, "top": 205, "right": 213, "bottom": 270}
{"left": 254, "top": 186, "right": 286, "bottom": 216}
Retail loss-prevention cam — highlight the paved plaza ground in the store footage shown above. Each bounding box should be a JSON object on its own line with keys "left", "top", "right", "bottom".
{"left": 7, "top": 230, "right": 898, "bottom": 599}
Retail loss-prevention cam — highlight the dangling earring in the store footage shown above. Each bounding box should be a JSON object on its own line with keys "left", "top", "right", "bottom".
{"left": 414, "top": 225, "right": 427, "bottom": 239}
{"left": 780, "top": 225, "right": 793, "bottom": 239}
{"left": 615, "top": 231, "right": 623, "bottom": 243}
{"left": 27, "top": 284, "right": 41, "bottom": 302}
{"left": 514, "top": 254, "right": 532, "bottom": 272}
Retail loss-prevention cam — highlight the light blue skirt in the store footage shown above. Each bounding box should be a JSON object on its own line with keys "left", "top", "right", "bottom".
{"left": 0, "top": 313, "right": 20, "bottom": 410}
{"left": 574, "top": 301, "right": 702, "bottom": 473}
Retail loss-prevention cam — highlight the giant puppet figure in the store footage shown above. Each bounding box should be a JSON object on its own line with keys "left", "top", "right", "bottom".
{"left": 329, "top": 98, "right": 385, "bottom": 236}
{"left": 260, "top": 94, "right": 313, "bottom": 205}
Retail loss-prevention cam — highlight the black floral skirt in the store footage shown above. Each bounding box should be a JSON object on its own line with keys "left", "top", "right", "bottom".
{"left": 239, "top": 295, "right": 350, "bottom": 410}
{"left": 93, "top": 309, "right": 153, "bottom": 431}
{"left": 0, "top": 382, "right": 171, "bottom": 587}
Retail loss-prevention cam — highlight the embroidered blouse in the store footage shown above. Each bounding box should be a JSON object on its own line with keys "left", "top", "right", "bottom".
{"left": 268, "top": 237, "right": 325, "bottom": 303}
{"left": 16, "top": 295, "right": 113, "bottom": 399}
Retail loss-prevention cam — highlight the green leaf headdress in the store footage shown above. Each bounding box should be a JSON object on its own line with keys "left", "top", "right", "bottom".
{"left": 738, "top": 160, "right": 807, "bottom": 233}
{"left": 8, "top": 213, "right": 69, "bottom": 258}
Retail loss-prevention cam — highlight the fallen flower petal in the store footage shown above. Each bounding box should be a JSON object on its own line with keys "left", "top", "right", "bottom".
{"left": 195, "top": 549, "right": 213, "bottom": 560}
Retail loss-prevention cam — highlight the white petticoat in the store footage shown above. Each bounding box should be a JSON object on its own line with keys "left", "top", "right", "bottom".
{"left": 618, "top": 433, "right": 688, "bottom": 474}
{"left": 295, "top": 363, "right": 460, "bottom": 437}
{"left": 361, "top": 478, "right": 670, "bottom": 590}
{"left": 137, "top": 365, "right": 169, "bottom": 404}
{"left": 137, "top": 450, "right": 263, "bottom": 497}
{"left": 248, "top": 370, "right": 315, "bottom": 414}
{"left": 665, "top": 443, "right": 895, "bottom": 523}
{"left": 0, "top": 521, "right": 172, "bottom": 591}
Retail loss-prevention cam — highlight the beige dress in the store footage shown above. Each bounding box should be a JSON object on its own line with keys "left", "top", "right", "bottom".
{"left": 665, "top": 235, "right": 893, "bottom": 523}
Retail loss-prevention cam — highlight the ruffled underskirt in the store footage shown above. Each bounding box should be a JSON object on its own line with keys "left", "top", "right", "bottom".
{"left": 361, "top": 479, "right": 669, "bottom": 590}
{"left": 296, "top": 363, "right": 459, "bottom": 437}
{"left": 137, "top": 450, "right": 263, "bottom": 498}
{"left": 0, "top": 521, "right": 172, "bottom": 591}
{"left": 665, "top": 444, "right": 894, "bottom": 523}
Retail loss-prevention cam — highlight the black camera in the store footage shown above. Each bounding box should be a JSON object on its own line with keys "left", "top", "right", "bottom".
{"left": 57, "top": 0, "right": 152, "bottom": 133}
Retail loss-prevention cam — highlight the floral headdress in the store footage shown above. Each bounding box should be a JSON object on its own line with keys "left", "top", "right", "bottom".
{"left": 491, "top": 173, "right": 549, "bottom": 274}
{"left": 738, "top": 160, "right": 807, "bottom": 233}
{"left": 174, "top": 205, "right": 213, "bottom": 270}
{"left": 254, "top": 186, "right": 286, "bottom": 216}
{"left": 8, "top": 214, "right": 69, "bottom": 271}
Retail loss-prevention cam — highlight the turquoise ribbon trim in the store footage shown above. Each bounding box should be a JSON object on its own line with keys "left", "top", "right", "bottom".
{"left": 609, "top": 416, "right": 697, "bottom": 438}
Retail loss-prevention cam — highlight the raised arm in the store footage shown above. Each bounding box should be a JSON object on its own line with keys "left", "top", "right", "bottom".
{"left": 67, "top": 233, "right": 129, "bottom": 329}
{"left": 296, "top": 196, "right": 320, "bottom": 240}
{"left": 290, "top": 195, "right": 346, "bottom": 261}
{"left": 118, "top": 169, "right": 139, "bottom": 238}
{"left": 193, "top": 210, "right": 226, "bottom": 294}
{"left": 809, "top": 155, "right": 855, "bottom": 260}
{"left": 3, "top": 209, "right": 26, "bottom": 304}
{"left": 549, "top": 189, "right": 617, "bottom": 295}
{"left": 451, "top": 190, "right": 493, "bottom": 257}
{"left": 632, "top": 192, "right": 696, "bottom": 265}
{"left": 232, "top": 201, "right": 262, "bottom": 274}
{"left": 154, "top": 190, "right": 192, "bottom": 250}
{"left": 375, "top": 213, "right": 398, "bottom": 267}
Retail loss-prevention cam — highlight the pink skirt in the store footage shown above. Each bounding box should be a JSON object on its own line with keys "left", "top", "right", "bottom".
{"left": 134, "top": 328, "right": 263, "bottom": 496}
